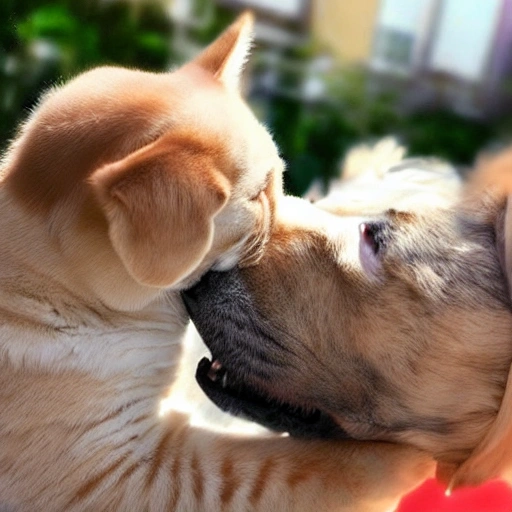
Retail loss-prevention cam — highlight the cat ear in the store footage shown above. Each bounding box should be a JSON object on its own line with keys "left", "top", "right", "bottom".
{"left": 191, "top": 11, "right": 254, "bottom": 91}
{"left": 90, "top": 133, "right": 230, "bottom": 288}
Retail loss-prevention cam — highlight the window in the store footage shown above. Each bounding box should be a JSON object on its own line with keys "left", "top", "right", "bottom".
{"left": 428, "top": 0, "right": 502, "bottom": 82}
{"left": 372, "top": 0, "right": 435, "bottom": 73}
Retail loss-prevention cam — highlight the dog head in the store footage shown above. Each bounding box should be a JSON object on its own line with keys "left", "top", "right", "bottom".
{"left": 183, "top": 157, "right": 512, "bottom": 488}
{"left": 1, "top": 13, "right": 282, "bottom": 309}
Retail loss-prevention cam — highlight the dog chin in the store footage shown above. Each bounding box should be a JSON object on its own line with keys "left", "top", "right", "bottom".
{"left": 194, "top": 355, "right": 351, "bottom": 440}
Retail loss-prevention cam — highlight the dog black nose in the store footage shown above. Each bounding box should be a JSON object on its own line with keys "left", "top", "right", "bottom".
{"left": 181, "top": 270, "right": 226, "bottom": 319}
{"left": 182, "top": 268, "right": 246, "bottom": 325}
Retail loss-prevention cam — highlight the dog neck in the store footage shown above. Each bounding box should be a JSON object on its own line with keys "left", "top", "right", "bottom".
{"left": 0, "top": 186, "right": 188, "bottom": 382}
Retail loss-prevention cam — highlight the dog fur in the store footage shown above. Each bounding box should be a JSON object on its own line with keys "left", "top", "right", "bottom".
{"left": 0, "top": 14, "right": 434, "bottom": 511}
{"left": 185, "top": 143, "right": 512, "bottom": 493}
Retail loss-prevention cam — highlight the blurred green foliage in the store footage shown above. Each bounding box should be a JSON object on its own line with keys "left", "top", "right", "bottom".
{"left": 267, "top": 96, "right": 358, "bottom": 195}
{"left": 0, "top": 0, "right": 173, "bottom": 148}
{"left": 404, "top": 110, "right": 492, "bottom": 164}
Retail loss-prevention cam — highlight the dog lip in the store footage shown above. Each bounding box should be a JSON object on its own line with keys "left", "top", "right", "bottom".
{"left": 195, "top": 356, "right": 352, "bottom": 440}
{"left": 184, "top": 270, "right": 351, "bottom": 439}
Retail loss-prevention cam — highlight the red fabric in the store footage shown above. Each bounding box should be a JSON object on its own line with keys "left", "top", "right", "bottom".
{"left": 397, "top": 479, "right": 512, "bottom": 512}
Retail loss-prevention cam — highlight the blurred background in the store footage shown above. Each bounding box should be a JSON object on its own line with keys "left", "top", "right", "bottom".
{"left": 2, "top": 0, "right": 512, "bottom": 195}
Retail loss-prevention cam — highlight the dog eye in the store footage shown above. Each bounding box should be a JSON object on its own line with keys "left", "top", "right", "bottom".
{"left": 249, "top": 185, "right": 264, "bottom": 202}
{"left": 359, "top": 221, "right": 388, "bottom": 277}
{"left": 250, "top": 171, "right": 273, "bottom": 201}
{"left": 250, "top": 190, "right": 264, "bottom": 202}
{"left": 360, "top": 222, "right": 386, "bottom": 255}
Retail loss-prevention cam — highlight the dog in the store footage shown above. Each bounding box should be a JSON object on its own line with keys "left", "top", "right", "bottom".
{"left": 183, "top": 142, "right": 512, "bottom": 494}
{"left": 0, "top": 13, "right": 433, "bottom": 512}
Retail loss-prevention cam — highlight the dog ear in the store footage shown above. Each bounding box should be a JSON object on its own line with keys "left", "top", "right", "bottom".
{"left": 90, "top": 133, "right": 230, "bottom": 288}
{"left": 447, "top": 164, "right": 512, "bottom": 491}
{"left": 191, "top": 11, "right": 254, "bottom": 91}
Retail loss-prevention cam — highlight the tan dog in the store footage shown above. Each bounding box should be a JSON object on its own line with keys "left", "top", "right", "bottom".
{"left": 0, "top": 13, "right": 433, "bottom": 512}
{"left": 184, "top": 148, "right": 512, "bottom": 494}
